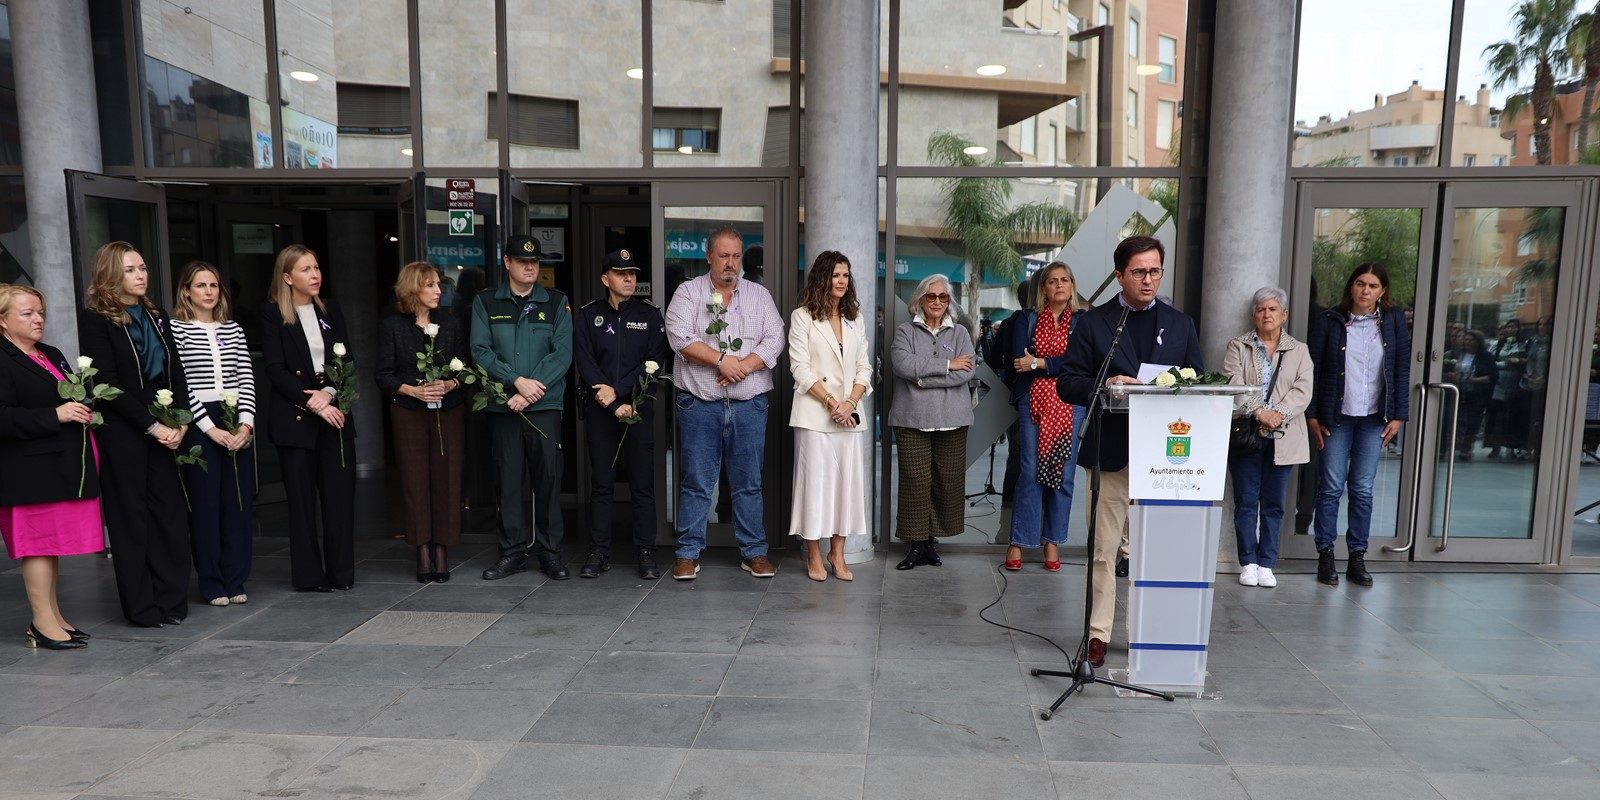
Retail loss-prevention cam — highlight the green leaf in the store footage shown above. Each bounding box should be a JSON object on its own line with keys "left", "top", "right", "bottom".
{"left": 730, "top": 338, "right": 743, "bottom": 351}
{"left": 92, "top": 384, "right": 122, "bottom": 401}
{"left": 60, "top": 383, "right": 86, "bottom": 402}
{"left": 90, "top": 411, "right": 104, "bottom": 427}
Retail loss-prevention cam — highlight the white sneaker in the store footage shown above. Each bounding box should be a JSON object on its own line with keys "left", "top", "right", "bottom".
{"left": 207, "top": 597, "right": 230, "bottom": 607}
{"left": 229, "top": 594, "right": 248, "bottom": 605}
{"left": 1238, "top": 564, "right": 1259, "bottom": 587}
{"left": 1256, "top": 567, "right": 1277, "bottom": 588}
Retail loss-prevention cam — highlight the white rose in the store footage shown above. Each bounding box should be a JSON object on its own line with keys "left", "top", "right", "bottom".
{"left": 1153, "top": 371, "right": 1177, "bottom": 387}
{"left": 645, "top": 360, "right": 660, "bottom": 376}
{"left": 1179, "top": 367, "right": 1198, "bottom": 380}
{"left": 155, "top": 388, "right": 175, "bottom": 406}
{"left": 710, "top": 292, "right": 724, "bottom": 307}
{"left": 332, "top": 343, "right": 347, "bottom": 358}
{"left": 76, "top": 356, "right": 93, "bottom": 371}
{"left": 447, "top": 357, "right": 465, "bottom": 372}
{"left": 424, "top": 323, "right": 440, "bottom": 338}
{"left": 222, "top": 390, "right": 238, "bottom": 407}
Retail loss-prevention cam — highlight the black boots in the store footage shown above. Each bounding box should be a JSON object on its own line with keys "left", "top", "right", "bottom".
{"left": 896, "top": 541, "right": 925, "bottom": 570}
{"left": 579, "top": 549, "right": 611, "bottom": 579}
{"left": 1317, "top": 547, "right": 1339, "bottom": 587}
{"left": 920, "top": 538, "right": 942, "bottom": 566}
{"left": 637, "top": 547, "right": 660, "bottom": 581}
{"left": 1347, "top": 551, "right": 1373, "bottom": 587}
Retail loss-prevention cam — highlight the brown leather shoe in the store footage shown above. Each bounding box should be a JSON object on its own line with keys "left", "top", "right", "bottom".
{"left": 1087, "top": 637, "right": 1107, "bottom": 668}
{"left": 741, "top": 555, "right": 776, "bottom": 578}
{"left": 671, "top": 558, "right": 700, "bottom": 581}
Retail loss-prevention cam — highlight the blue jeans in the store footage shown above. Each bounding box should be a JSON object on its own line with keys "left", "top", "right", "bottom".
{"left": 1008, "top": 396, "right": 1083, "bottom": 548}
{"left": 1315, "top": 412, "right": 1385, "bottom": 553}
{"left": 675, "top": 393, "right": 770, "bottom": 560}
{"left": 1229, "top": 439, "right": 1289, "bottom": 568}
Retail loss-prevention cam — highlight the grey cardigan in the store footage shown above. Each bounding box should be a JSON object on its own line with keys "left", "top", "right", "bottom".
{"left": 888, "top": 318, "right": 976, "bottom": 430}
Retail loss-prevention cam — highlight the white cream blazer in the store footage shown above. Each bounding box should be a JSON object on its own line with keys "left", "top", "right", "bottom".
{"left": 787, "top": 306, "right": 874, "bottom": 431}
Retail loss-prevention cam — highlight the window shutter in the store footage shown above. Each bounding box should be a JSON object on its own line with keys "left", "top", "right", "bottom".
{"left": 487, "top": 92, "right": 580, "bottom": 149}
{"left": 336, "top": 83, "right": 411, "bottom": 133}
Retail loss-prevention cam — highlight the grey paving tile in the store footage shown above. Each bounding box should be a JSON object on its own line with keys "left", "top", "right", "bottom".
{"left": 603, "top": 617, "right": 751, "bottom": 654}
{"left": 1193, "top": 711, "right": 1408, "bottom": 768}
{"left": 866, "top": 699, "right": 1042, "bottom": 761}
{"left": 1318, "top": 671, "right": 1516, "bottom": 719}
{"left": 872, "top": 657, "right": 1031, "bottom": 704}
{"left": 337, "top": 610, "right": 502, "bottom": 646}
{"left": 1242, "top": 603, "right": 1397, "bottom": 637}
{"left": 765, "top": 560, "right": 886, "bottom": 596}
{"left": 1206, "top": 602, "right": 1271, "bottom": 634}
{"left": 1232, "top": 766, "right": 1447, "bottom": 800}
{"left": 1548, "top": 641, "right": 1600, "bottom": 671}
{"left": 391, "top": 584, "right": 535, "bottom": 613}
{"left": 878, "top": 594, "right": 1001, "bottom": 627}
{"left": 634, "top": 588, "right": 765, "bottom": 620}
{"left": 1459, "top": 583, "right": 1600, "bottom": 613}
{"left": 86, "top": 731, "right": 344, "bottom": 800}
{"left": 1496, "top": 608, "right": 1600, "bottom": 642}
{"left": 1036, "top": 707, "right": 1223, "bottom": 764}
{"left": 92, "top": 608, "right": 249, "bottom": 641}
{"left": 212, "top": 607, "right": 384, "bottom": 643}
{"left": 1408, "top": 634, "right": 1600, "bottom": 677}
{"left": 1017, "top": 662, "right": 1166, "bottom": 710}
{"left": 1203, "top": 630, "right": 1307, "bottom": 670}
{"left": 193, "top": 682, "right": 405, "bottom": 735}
{"left": 864, "top": 754, "right": 1053, "bottom": 800}
{"left": 275, "top": 643, "right": 459, "bottom": 686}
{"left": 1050, "top": 762, "right": 1249, "bottom": 800}
{"left": 506, "top": 586, "right": 647, "bottom": 617}
{"left": 0, "top": 674, "right": 117, "bottom": 726}
{"left": 1530, "top": 720, "right": 1600, "bottom": 771}
{"left": 754, "top": 591, "right": 883, "bottom": 623}
{"left": 1364, "top": 714, "right": 1596, "bottom": 777}
{"left": 1463, "top": 674, "right": 1600, "bottom": 722}
{"left": 568, "top": 650, "right": 733, "bottom": 696}
{"left": 1211, "top": 576, "right": 1350, "bottom": 606}
{"left": 290, "top": 736, "right": 513, "bottom": 800}
{"left": 1363, "top": 605, "right": 1535, "bottom": 639}
{"left": 879, "top": 565, "right": 1000, "bottom": 597}
{"left": 698, "top": 696, "right": 872, "bottom": 754}
{"left": 2, "top": 637, "right": 185, "bottom": 677}
{"left": 670, "top": 749, "right": 865, "bottom": 800}
{"left": 0, "top": 727, "right": 176, "bottom": 793}
{"left": 134, "top": 639, "right": 324, "bottom": 681}
{"left": 668, "top": 565, "right": 774, "bottom": 593}
{"left": 523, "top": 691, "right": 711, "bottom": 748}
{"left": 1424, "top": 772, "right": 1600, "bottom": 800}
{"left": 355, "top": 687, "right": 554, "bottom": 742}
{"left": 421, "top": 646, "right": 589, "bottom": 691}
{"left": 718, "top": 655, "right": 876, "bottom": 700}
{"left": 34, "top": 677, "right": 246, "bottom": 730}
{"left": 1189, "top": 667, "right": 1348, "bottom": 715}
{"left": 877, "top": 623, "right": 1014, "bottom": 662}
{"left": 272, "top": 581, "right": 425, "bottom": 610}
{"left": 468, "top": 613, "right": 623, "bottom": 650}
{"left": 740, "top": 620, "right": 879, "bottom": 659}
{"left": 1272, "top": 632, "right": 1448, "bottom": 673}
{"left": 467, "top": 742, "right": 685, "bottom": 800}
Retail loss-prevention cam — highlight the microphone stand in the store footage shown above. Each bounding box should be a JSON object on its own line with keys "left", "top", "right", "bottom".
{"left": 1032, "top": 302, "right": 1175, "bottom": 720}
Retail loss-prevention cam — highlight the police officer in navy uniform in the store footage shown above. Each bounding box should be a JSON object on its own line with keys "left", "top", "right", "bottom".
{"left": 574, "top": 249, "right": 670, "bottom": 579}
{"left": 471, "top": 235, "right": 574, "bottom": 581}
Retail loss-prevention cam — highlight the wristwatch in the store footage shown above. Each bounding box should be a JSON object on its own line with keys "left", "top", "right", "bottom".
{"left": 1031, "top": 356, "right": 1040, "bottom": 371}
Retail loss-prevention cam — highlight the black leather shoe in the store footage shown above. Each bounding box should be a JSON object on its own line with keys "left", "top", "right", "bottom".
{"left": 896, "top": 542, "right": 924, "bottom": 570}
{"left": 481, "top": 553, "right": 527, "bottom": 581}
{"left": 579, "top": 550, "right": 610, "bottom": 579}
{"left": 1317, "top": 547, "right": 1340, "bottom": 587}
{"left": 331, "top": 584, "right": 353, "bottom": 591}
{"left": 65, "top": 627, "right": 90, "bottom": 641}
{"left": 1087, "top": 637, "right": 1107, "bottom": 668}
{"left": 1116, "top": 556, "right": 1130, "bottom": 578}
{"left": 919, "top": 538, "right": 942, "bottom": 566}
{"left": 539, "top": 555, "right": 571, "bottom": 581}
{"left": 1347, "top": 550, "right": 1374, "bottom": 587}
{"left": 430, "top": 570, "right": 451, "bottom": 583}
{"left": 296, "top": 585, "right": 334, "bottom": 593}
{"left": 636, "top": 547, "right": 660, "bottom": 580}
{"left": 161, "top": 615, "right": 183, "bottom": 626}
{"left": 26, "top": 625, "right": 87, "bottom": 650}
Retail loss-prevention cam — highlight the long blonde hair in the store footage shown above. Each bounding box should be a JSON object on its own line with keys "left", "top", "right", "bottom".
{"left": 173, "top": 261, "right": 232, "bottom": 323}
{"left": 85, "top": 241, "right": 155, "bottom": 325}
{"left": 268, "top": 244, "right": 324, "bottom": 324}
{"left": 1034, "top": 262, "right": 1085, "bottom": 314}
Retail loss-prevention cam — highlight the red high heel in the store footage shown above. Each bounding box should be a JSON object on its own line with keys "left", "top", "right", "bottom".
{"left": 1043, "top": 560, "right": 1062, "bottom": 573}
{"left": 1003, "top": 558, "right": 1023, "bottom": 571}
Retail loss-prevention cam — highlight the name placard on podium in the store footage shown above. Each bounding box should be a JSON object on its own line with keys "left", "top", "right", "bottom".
{"left": 1127, "top": 393, "right": 1233, "bottom": 502}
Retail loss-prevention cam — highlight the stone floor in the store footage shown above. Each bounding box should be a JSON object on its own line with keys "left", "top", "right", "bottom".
{"left": 4, "top": 535, "right": 1600, "bottom": 800}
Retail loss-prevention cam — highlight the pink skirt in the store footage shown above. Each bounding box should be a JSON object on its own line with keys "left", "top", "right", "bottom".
{"left": 0, "top": 499, "right": 105, "bottom": 559}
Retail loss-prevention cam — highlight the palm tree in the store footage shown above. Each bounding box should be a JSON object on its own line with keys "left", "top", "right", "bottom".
{"left": 1573, "top": 2, "right": 1600, "bottom": 153}
{"left": 926, "top": 130, "right": 1079, "bottom": 322}
{"left": 1485, "top": 0, "right": 1578, "bottom": 165}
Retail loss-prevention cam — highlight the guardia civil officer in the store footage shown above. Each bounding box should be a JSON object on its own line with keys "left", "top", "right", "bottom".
{"left": 574, "top": 249, "right": 670, "bottom": 579}
{"left": 472, "top": 235, "right": 574, "bottom": 581}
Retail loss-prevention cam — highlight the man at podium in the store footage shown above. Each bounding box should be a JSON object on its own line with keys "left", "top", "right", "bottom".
{"left": 1058, "top": 235, "right": 1205, "bottom": 667}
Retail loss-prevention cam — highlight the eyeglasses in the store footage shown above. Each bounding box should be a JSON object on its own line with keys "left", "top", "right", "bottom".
{"left": 924, "top": 293, "right": 950, "bottom": 303}
{"left": 1125, "top": 268, "right": 1164, "bottom": 281}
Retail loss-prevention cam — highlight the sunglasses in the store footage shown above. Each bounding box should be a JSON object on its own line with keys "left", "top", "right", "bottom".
{"left": 924, "top": 293, "right": 951, "bottom": 303}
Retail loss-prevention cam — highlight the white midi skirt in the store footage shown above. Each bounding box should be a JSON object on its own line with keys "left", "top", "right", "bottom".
{"left": 788, "top": 427, "right": 869, "bottom": 540}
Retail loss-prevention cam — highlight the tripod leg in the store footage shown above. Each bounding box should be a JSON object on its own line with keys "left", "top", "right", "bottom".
{"left": 1041, "top": 680, "right": 1085, "bottom": 720}
{"left": 1088, "top": 674, "right": 1176, "bottom": 701}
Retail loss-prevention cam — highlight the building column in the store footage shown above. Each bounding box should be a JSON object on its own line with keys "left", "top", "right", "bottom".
{"left": 1199, "top": 0, "right": 1297, "bottom": 369}
{"left": 12, "top": 0, "right": 102, "bottom": 351}
{"left": 803, "top": 0, "right": 880, "bottom": 563}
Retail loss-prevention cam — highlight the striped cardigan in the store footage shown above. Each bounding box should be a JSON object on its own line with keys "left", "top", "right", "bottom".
{"left": 171, "top": 319, "right": 257, "bottom": 432}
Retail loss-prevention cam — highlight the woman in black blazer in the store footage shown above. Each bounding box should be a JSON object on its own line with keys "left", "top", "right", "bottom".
{"left": 0, "top": 285, "right": 101, "bottom": 649}
{"left": 259, "top": 244, "right": 356, "bottom": 592}
{"left": 76, "top": 242, "right": 192, "bottom": 628}
{"left": 375, "top": 262, "right": 466, "bottom": 582}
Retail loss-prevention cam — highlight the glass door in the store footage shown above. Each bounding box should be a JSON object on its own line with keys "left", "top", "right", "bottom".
{"left": 66, "top": 171, "right": 171, "bottom": 309}
{"left": 651, "top": 181, "right": 785, "bottom": 549}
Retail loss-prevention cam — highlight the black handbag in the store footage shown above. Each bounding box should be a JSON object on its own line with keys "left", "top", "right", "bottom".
{"left": 1229, "top": 351, "right": 1284, "bottom": 459}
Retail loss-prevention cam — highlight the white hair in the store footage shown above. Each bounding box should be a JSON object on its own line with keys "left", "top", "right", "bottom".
{"left": 909, "top": 274, "right": 953, "bottom": 318}
{"left": 1252, "top": 285, "right": 1288, "bottom": 311}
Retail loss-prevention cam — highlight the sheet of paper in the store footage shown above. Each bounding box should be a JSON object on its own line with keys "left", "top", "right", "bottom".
{"left": 1136, "top": 363, "right": 1176, "bottom": 383}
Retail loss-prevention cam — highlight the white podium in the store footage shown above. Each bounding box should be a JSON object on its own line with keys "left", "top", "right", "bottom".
{"left": 1106, "top": 383, "right": 1257, "bottom": 697}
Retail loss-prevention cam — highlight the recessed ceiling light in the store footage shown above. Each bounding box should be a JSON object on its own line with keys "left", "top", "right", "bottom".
{"left": 387, "top": 235, "right": 399, "bottom": 243}
{"left": 963, "top": 146, "right": 989, "bottom": 156}
{"left": 976, "top": 64, "right": 1007, "bottom": 76}
{"left": 626, "top": 68, "right": 644, "bottom": 80}
{"left": 289, "top": 70, "right": 319, "bottom": 82}
{"left": 400, "top": 147, "right": 414, "bottom": 156}
{"left": 678, "top": 145, "right": 694, "bottom": 154}
{"left": 1135, "top": 64, "right": 1162, "bottom": 76}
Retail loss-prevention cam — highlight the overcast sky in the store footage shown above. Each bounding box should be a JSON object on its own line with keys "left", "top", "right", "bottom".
{"left": 1294, "top": 0, "right": 1548, "bottom": 124}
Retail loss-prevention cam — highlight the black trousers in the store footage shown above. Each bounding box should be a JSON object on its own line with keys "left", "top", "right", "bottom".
{"left": 489, "top": 409, "right": 564, "bottom": 557}
{"left": 278, "top": 423, "right": 356, "bottom": 589}
{"left": 183, "top": 403, "right": 256, "bottom": 600}
{"left": 584, "top": 408, "right": 655, "bottom": 553}
{"left": 98, "top": 423, "right": 191, "bottom": 626}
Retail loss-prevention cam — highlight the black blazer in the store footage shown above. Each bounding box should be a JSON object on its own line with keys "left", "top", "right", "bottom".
{"left": 0, "top": 340, "right": 101, "bottom": 505}
{"left": 1057, "top": 297, "right": 1205, "bottom": 471}
{"left": 258, "top": 299, "right": 356, "bottom": 449}
{"left": 77, "top": 306, "right": 188, "bottom": 436}
{"left": 375, "top": 311, "right": 466, "bottom": 412}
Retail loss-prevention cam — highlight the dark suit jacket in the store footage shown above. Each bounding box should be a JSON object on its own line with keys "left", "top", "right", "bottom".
{"left": 77, "top": 307, "right": 188, "bottom": 436}
{"left": 0, "top": 340, "right": 101, "bottom": 505}
{"left": 258, "top": 299, "right": 356, "bottom": 450}
{"left": 375, "top": 311, "right": 467, "bottom": 412}
{"left": 1057, "top": 297, "right": 1205, "bottom": 471}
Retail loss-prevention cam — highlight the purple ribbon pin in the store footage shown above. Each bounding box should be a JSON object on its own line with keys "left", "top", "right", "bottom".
{"left": 319, "top": 318, "right": 331, "bottom": 332}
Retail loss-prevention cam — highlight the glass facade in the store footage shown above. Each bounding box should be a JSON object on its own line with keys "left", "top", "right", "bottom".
{"left": 137, "top": 0, "right": 271, "bottom": 169}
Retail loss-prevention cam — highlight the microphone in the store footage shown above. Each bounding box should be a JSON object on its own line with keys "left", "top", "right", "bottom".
{"left": 1089, "top": 302, "right": 1132, "bottom": 405}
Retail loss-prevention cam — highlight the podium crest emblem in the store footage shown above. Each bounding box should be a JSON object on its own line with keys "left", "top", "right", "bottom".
{"left": 1165, "top": 418, "right": 1193, "bottom": 465}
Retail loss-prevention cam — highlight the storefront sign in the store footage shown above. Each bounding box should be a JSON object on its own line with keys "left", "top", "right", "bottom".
{"left": 446, "top": 179, "right": 475, "bottom": 210}
{"left": 282, "top": 108, "right": 338, "bottom": 169}
{"left": 427, "top": 238, "right": 486, "bottom": 266}
{"left": 231, "top": 223, "right": 274, "bottom": 255}
{"left": 448, "top": 209, "right": 474, "bottom": 236}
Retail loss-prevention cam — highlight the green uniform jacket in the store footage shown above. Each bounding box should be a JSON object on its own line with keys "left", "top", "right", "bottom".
{"left": 469, "top": 282, "right": 573, "bottom": 413}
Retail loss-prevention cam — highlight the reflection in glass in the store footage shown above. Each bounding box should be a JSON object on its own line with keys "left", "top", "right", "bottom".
{"left": 652, "top": 1, "right": 785, "bottom": 168}
{"left": 276, "top": 0, "right": 412, "bottom": 169}
{"left": 1575, "top": 305, "right": 1600, "bottom": 556}
{"left": 1464, "top": 0, "right": 1600, "bottom": 167}
{"left": 510, "top": 0, "right": 641, "bottom": 168}
{"left": 419, "top": 0, "right": 496, "bottom": 166}
{"left": 0, "top": 177, "right": 29, "bottom": 285}
{"left": 137, "top": 0, "right": 270, "bottom": 168}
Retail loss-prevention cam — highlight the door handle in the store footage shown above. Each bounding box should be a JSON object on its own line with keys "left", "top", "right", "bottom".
{"left": 1384, "top": 382, "right": 1430, "bottom": 554}
{"left": 1431, "top": 382, "right": 1460, "bottom": 552}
